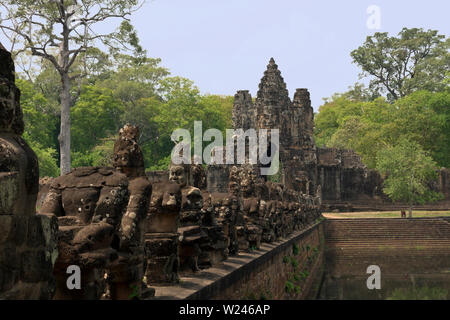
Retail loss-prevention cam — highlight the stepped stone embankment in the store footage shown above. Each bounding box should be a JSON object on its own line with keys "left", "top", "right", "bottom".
{"left": 320, "top": 218, "right": 450, "bottom": 299}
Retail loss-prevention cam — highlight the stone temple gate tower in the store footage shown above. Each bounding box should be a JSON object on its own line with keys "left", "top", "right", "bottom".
{"left": 232, "top": 58, "right": 318, "bottom": 195}
{"left": 209, "top": 58, "right": 447, "bottom": 202}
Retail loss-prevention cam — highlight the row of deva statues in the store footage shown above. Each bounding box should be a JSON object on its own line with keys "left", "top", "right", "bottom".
{"left": 0, "top": 45, "right": 321, "bottom": 299}
{"left": 39, "top": 124, "right": 323, "bottom": 299}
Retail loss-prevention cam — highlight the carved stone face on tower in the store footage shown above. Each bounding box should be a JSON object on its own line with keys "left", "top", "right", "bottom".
{"left": 255, "top": 58, "right": 290, "bottom": 108}
{"left": 232, "top": 58, "right": 318, "bottom": 195}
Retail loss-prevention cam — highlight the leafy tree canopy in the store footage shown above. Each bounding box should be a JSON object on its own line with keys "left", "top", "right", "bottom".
{"left": 315, "top": 90, "right": 450, "bottom": 168}
{"left": 376, "top": 138, "right": 443, "bottom": 216}
{"left": 351, "top": 28, "right": 449, "bottom": 101}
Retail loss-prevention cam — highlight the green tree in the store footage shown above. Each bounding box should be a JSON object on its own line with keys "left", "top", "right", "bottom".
{"left": 376, "top": 139, "right": 443, "bottom": 217}
{"left": 16, "top": 78, "right": 60, "bottom": 177}
{"left": 198, "top": 94, "right": 234, "bottom": 133}
{"left": 388, "top": 90, "right": 450, "bottom": 167}
{"left": 98, "top": 54, "right": 170, "bottom": 101}
{"left": 72, "top": 136, "right": 116, "bottom": 168}
{"left": 315, "top": 94, "right": 393, "bottom": 167}
{"left": 351, "top": 28, "right": 449, "bottom": 101}
{"left": 71, "top": 85, "right": 123, "bottom": 152}
{"left": 17, "top": 78, "right": 59, "bottom": 149}
{"left": 24, "top": 137, "right": 60, "bottom": 177}
{"left": 315, "top": 90, "right": 450, "bottom": 168}
{"left": 95, "top": 53, "right": 170, "bottom": 168}
{"left": 0, "top": 0, "right": 145, "bottom": 174}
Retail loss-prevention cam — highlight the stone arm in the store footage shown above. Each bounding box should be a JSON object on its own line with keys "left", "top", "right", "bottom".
{"left": 118, "top": 177, "right": 152, "bottom": 251}
{"left": 40, "top": 186, "right": 64, "bottom": 216}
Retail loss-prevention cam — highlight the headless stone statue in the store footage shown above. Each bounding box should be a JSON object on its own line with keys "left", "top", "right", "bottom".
{"left": 143, "top": 182, "right": 182, "bottom": 283}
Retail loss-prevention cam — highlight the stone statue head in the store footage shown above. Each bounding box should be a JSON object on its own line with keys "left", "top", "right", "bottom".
{"left": 228, "top": 164, "right": 259, "bottom": 198}
{"left": 228, "top": 166, "right": 240, "bottom": 196}
{"left": 240, "top": 176, "right": 253, "bottom": 198}
{"left": 190, "top": 156, "right": 206, "bottom": 189}
{"left": 168, "top": 162, "right": 190, "bottom": 188}
{"left": 181, "top": 186, "right": 203, "bottom": 210}
{"left": 113, "top": 124, "right": 145, "bottom": 178}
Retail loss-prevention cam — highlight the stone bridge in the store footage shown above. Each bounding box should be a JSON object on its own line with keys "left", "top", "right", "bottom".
{"left": 1, "top": 46, "right": 449, "bottom": 300}
{"left": 142, "top": 216, "right": 450, "bottom": 300}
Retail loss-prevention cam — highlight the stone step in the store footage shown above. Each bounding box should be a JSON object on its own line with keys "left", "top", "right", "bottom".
{"left": 326, "top": 244, "right": 450, "bottom": 248}
{"left": 326, "top": 226, "right": 450, "bottom": 230}
{"left": 325, "top": 246, "right": 450, "bottom": 251}
{"left": 326, "top": 251, "right": 450, "bottom": 255}
{"left": 325, "top": 255, "right": 450, "bottom": 260}
{"left": 326, "top": 231, "right": 450, "bottom": 234}
{"left": 323, "top": 218, "right": 450, "bottom": 280}
{"left": 328, "top": 247, "right": 447, "bottom": 252}
{"left": 326, "top": 225, "right": 450, "bottom": 229}
{"left": 327, "top": 224, "right": 449, "bottom": 226}
{"left": 325, "top": 240, "right": 450, "bottom": 244}
{"left": 326, "top": 237, "right": 450, "bottom": 240}
{"left": 326, "top": 222, "right": 450, "bottom": 225}
{"left": 327, "top": 235, "right": 450, "bottom": 238}
{"left": 326, "top": 249, "right": 450, "bottom": 254}
{"left": 324, "top": 219, "right": 450, "bottom": 241}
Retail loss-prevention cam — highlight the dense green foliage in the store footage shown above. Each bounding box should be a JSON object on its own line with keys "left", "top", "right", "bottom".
{"left": 351, "top": 28, "right": 449, "bottom": 101}
{"left": 315, "top": 28, "right": 449, "bottom": 170}
{"left": 315, "top": 90, "right": 450, "bottom": 169}
{"left": 376, "top": 139, "right": 443, "bottom": 212}
{"left": 19, "top": 52, "right": 233, "bottom": 176}
{"left": 315, "top": 28, "right": 448, "bottom": 206}
{"left": 0, "top": 0, "right": 147, "bottom": 174}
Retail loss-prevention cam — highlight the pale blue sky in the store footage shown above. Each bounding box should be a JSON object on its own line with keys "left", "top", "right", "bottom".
{"left": 128, "top": 0, "right": 449, "bottom": 111}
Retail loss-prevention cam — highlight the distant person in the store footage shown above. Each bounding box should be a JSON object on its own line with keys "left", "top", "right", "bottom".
{"left": 401, "top": 210, "right": 406, "bottom": 218}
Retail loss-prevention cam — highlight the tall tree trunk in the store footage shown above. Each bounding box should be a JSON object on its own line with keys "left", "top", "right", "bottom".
{"left": 59, "top": 72, "right": 71, "bottom": 175}
{"left": 408, "top": 205, "right": 413, "bottom": 218}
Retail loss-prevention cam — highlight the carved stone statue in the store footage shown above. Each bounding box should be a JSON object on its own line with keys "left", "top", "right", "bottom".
{"left": 0, "top": 46, "right": 58, "bottom": 299}
{"left": 113, "top": 124, "right": 145, "bottom": 178}
{"left": 228, "top": 164, "right": 264, "bottom": 251}
{"left": 41, "top": 124, "right": 151, "bottom": 300}
{"left": 41, "top": 167, "right": 129, "bottom": 299}
{"left": 169, "top": 161, "right": 228, "bottom": 269}
{"left": 144, "top": 182, "right": 181, "bottom": 283}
